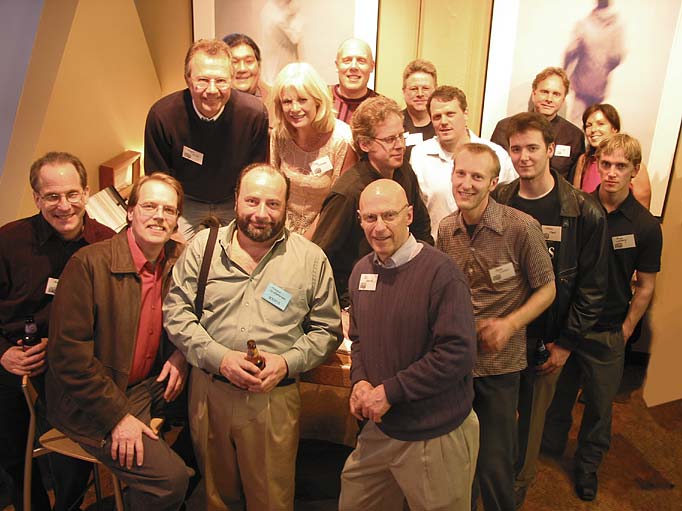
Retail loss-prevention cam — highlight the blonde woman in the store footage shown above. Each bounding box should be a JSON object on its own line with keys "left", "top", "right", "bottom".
{"left": 270, "top": 62, "right": 357, "bottom": 237}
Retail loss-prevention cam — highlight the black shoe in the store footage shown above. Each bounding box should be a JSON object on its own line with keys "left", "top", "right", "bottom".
{"left": 574, "top": 471, "right": 598, "bottom": 501}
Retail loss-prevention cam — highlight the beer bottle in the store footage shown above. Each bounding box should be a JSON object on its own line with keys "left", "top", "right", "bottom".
{"left": 23, "top": 316, "right": 40, "bottom": 351}
{"left": 534, "top": 339, "right": 549, "bottom": 367}
{"left": 246, "top": 340, "right": 266, "bottom": 370}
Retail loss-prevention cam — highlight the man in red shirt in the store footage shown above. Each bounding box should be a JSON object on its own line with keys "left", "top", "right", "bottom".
{"left": 46, "top": 173, "right": 191, "bottom": 510}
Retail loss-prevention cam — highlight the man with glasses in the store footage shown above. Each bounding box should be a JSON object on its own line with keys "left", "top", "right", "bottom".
{"left": 313, "top": 96, "right": 433, "bottom": 310}
{"left": 437, "top": 143, "right": 555, "bottom": 511}
{"left": 401, "top": 59, "right": 437, "bottom": 146}
{"left": 0, "top": 152, "right": 114, "bottom": 511}
{"left": 144, "top": 39, "right": 269, "bottom": 240}
{"left": 46, "top": 173, "right": 191, "bottom": 510}
{"left": 339, "top": 179, "right": 479, "bottom": 510}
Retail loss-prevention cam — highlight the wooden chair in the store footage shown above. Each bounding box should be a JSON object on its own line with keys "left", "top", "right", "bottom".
{"left": 21, "top": 375, "right": 126, "bottom": 511}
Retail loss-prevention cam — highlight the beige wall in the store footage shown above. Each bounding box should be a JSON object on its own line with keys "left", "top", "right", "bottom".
{"left": 376, "top": 0, "right": 493, "bottom": 133}
{"left": 643, "top": 128, "right": 682, "bottom": 407}
{"left": 0, "top": 0, "right": 162, "bottom": 225}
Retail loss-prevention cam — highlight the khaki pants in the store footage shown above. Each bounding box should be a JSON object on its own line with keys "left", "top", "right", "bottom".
{"left": 189, "top": 369, "right": 301, "bottom": 511}
{"left": 339, "top": 410, "right": 479, "bottom": 511}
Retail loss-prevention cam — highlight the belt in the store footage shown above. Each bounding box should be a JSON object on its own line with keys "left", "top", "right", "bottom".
{"left": 211, "top": 372, "right": 296, "bottom": 388}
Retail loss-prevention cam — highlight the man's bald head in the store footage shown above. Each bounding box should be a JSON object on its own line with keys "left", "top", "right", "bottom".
{"left": 335, "top": 37, "right": 375, "bottom": 99}
{"left": 358, "top": 180, "right": 413, "bottom": 262}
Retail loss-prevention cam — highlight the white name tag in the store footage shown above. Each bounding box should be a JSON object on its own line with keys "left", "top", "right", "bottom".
{"left": 310, "top": 155, "right": 333, "bottom": 175}
{"left": 554, "top": 144, "right": 571, "bottom": 157}
{"left": 489, "top": 262, "right": 516, "bottom": 284}
{"left": 542, "top": 225, "right": 562, "bottom": 242}
{"left": 359, "top": 273, "right": 378, "bottom": 291}
{"left": 45, "top": 277, "right": 59, "bottom": 295}
{"left": 182, "top": 145, "right": 204, "bottom": 165}
{"left": 404, "top": 132, "right": 423, "bottom": 147}
{"left": 612, "top": 234, "right": 636, "bottom": 250}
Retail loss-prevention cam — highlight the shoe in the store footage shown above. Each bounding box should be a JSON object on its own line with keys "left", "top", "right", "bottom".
{"left": 574, "top": 471, "right": 598, "bottom": 501}
{"left": 514, "top": 485, "right": 528, "bottom": 509}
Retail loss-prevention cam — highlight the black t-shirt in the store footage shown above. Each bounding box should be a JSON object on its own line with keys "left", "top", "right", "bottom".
{"left": 509, "top": 179, "right": 562, "bottom": 338}
{"left": 592, "top": 190, "right": 662, "bottom": 329}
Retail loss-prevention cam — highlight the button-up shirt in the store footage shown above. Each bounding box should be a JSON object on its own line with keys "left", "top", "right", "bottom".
{"left": 437, "top": 198, "right": 554, "bottom": 376}
{"left": 126, "top": 229, "right": 165, "bottom": 385}
{"left": 163, "top": 222, "right": 342, "bottom": 377}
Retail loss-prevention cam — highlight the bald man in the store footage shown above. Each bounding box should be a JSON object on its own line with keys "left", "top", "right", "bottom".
{"left": 339, "top": 179, "right": 479, "bottom": 510}
{"left": 332, "top": 37, "right": 379, "bottom": 123}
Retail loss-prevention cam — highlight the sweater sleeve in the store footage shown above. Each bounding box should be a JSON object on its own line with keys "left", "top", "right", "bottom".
{"left": 143, "top": 105, "right": 172, "bottom": 174}
{"left": 382, "top": 265, "right": 476, "bottom": 405}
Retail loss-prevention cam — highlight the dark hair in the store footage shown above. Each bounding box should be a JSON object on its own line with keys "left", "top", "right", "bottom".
{"left": 127, "top": 172, "right": 185, "bottom": 216}
{"left": 235, "top": 163, "right": 291, "bottom": 203}
{"left": 222, "top": 33, "right": 261, "bottom": 62}
{"left": 582, "top": 103, "right": 621, "bottom": 132}
{"left": 30, "top": 152, "right": 88, "bottom": 192}
{"left": 506, "top": 112, "right": 555, "bottom": 147}
{"left": 457, "top": 143, "right": 501, "bottom": 178}
{"left": 427, "top": 85, "right": 468, "bottom": 114}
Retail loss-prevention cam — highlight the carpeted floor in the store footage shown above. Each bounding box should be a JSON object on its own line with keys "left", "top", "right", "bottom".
{"left": 3, "top": 364, "right": 681, "bottom": 510}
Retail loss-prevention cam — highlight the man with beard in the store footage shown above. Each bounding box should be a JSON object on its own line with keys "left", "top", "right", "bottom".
{"left": 164, "top": 163, "right": 342, "bottom": 511}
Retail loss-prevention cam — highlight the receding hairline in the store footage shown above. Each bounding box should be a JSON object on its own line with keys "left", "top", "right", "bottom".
{"left": 336, "top": 38, "right": 373, "bottom": 62}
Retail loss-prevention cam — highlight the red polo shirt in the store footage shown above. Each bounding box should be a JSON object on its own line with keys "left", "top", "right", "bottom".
{"left": 126, "top": 229, "right": 165, "bottom": 385}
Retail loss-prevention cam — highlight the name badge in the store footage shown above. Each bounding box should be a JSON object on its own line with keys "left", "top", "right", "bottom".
{"left": 542, "top": 225, "right": 562, "bottom": 242}
{"left": 489, "top": 262, "right": 516, "bottom": 284}
{"left": 182, "top": 145, "right": 204, "bottom": 165}
{"left": 612, "top": 234, "right": 636, "bottom": 250}
{"left": 262, "top": 283, "right": 292, "bottom": 311}
{"left": 404, "top": 132, "right": 423, "bottom": 147}
{"left": 359, "top": 273, "right": 378, "bottom": 291}
{"left": 310, "top": 156, "right": 333, "bottom": 176}
{"left": 554, "top": 144, "right": 571, "bottom": 157}
{"left": 45, "top": 277, "right": 59, "bottom": 295}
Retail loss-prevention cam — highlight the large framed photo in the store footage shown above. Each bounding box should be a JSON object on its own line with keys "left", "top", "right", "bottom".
{"left": 192, "top": 0, "right": 379, "bottom": 87}
{"left": 481, "top": 0, "right": 682, "bottom": 216}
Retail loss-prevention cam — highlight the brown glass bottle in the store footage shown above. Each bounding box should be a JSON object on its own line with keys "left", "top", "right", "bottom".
{"left": 246, "top": 340, "right": 266, "bottom": 369}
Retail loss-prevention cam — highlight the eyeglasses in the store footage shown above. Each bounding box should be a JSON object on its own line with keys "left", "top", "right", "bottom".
{"left": 358, "top": 204, "right": 409, "bottom": 224}
{"left": 137, "top": 202, "right": 179, "bottom": 218}
{"left": 39, "top": 191, "right": 83, "bottom": 206}
{"left": 372, "top": 132, "right": 406, "bottom": 148}
{"left": 192, "top": 77, "right": 230, "bottom": 91}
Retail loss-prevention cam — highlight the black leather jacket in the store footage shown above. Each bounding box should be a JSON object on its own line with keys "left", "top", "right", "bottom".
{"left": 493, "top": 171, "right": 608, "bottom": 350}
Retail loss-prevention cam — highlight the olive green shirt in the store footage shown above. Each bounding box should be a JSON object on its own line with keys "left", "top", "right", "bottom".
{"left": 163, "top": 222, "right": 342, "bottom": 377}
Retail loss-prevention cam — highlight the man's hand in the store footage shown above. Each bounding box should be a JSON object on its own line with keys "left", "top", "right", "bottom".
{"left": 349, "top": 380, "right": 373, "bottom": 420}
{"left": 156, "top": 350, "right": 189, "bottom": 401}
{"left": 477, "top": 318, "right": 515, "bottom": 353}
{"left": 622, "top": 323, "right": 634, "bottom": 344}
{"left": 341, "top": 309, "right": 350, "bottom": 340}
{"left": 219, "top": 350, "right": 262, "bottom": 389}
{"left": 110, "top": 414, "right": 158, "bottom": 469}
{"left": 247, "top": 352, "right": 288, "bottom": 393}
{"left": 361, "top": 384, "right": 391, "bottom": 423}
{"left": 537, "top": 342, "right": 571, "bottom": 376}
{"left": 0, "top": 338, "right": 48, "bottom": 376}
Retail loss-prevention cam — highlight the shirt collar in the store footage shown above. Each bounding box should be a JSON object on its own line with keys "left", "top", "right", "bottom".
{"left": 593, "top": 186, "right": 638, "bottom": 220}
{"left": 373, "top": 234, "right": 421, "bottom": 268}
{"left": 126, "top": 227, "right": 165, "bottom": 272}
{"left": 192, "top": 99, "right": 225, "bottom": 122}
{"left": 451, "top": 197, "right": 505, "bottom": 236}
{"left": 423, "top": 136, "right": 453, "bottom": 161}
{"left": 35, "top": 212, "right": 96, "bottom": 247}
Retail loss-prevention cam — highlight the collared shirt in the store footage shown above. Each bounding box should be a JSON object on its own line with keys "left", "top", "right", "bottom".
{"left": 373, "top": 234, "right": 423, "bottom": 268}
{"left": 592, "top": 189, "right": 662, "bottom": 329}
{"left": 192, "top": 99, "right": 225, "bottom": 122}
{"left": 0, "top": 213, "right": 114, "bottom": 372}
{"left": 410, "top": 131, "right": 518, "bottom": 238}
{"left": 126, "top": 229, "right": 165, "bottom": 385}
{"left": 164, "top": 222, "right": 342, "bottom": 378}
{"left": 437, "top": 198, "right": 554, "bottom": 376}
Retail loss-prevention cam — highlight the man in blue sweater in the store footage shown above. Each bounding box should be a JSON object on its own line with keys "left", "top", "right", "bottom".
{"left": 339, "top": 179, "right": 479, "bottom": 510}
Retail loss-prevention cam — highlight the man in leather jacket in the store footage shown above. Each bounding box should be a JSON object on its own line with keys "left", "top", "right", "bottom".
{"left": 492, "top": 112, "right": 608, "bottom": 508}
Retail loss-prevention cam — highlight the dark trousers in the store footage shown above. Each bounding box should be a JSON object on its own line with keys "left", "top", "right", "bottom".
{"left": 1, "top": 377, "right": 91, "bottom": 511}
{"left": 542, "top": 329, "right": 625, "bottom": 474}
{"left": 472, "top": 372, "right": 520, "bottom": 511}
{"left": 80, "top": 377, "right": 189, "bottom": 511}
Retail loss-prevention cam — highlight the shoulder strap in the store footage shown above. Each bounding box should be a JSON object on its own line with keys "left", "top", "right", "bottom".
{"left": 194, "top": 225, "right": 219, "bottom": 318}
